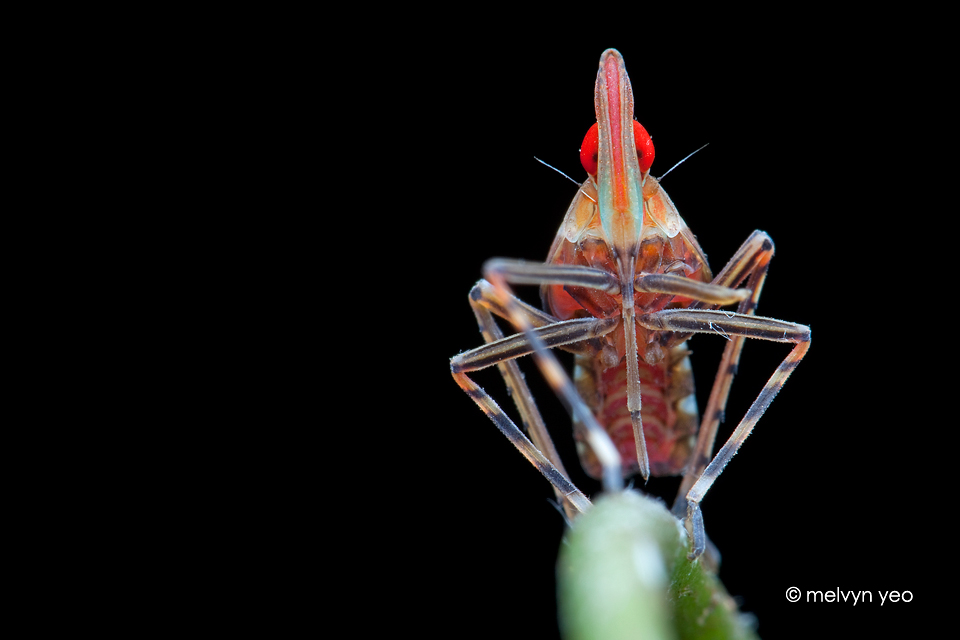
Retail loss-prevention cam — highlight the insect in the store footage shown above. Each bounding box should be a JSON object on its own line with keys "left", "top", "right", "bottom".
{"left": 450, "top": 48, "right": 810, "bottom": 559}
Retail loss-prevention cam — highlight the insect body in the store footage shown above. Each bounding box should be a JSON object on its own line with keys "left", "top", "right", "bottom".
{"left": 451, "top": 49, "right": 810, "bottom": 559}
{"left": 542, "top": 119, "right": 711, "bottom": 482}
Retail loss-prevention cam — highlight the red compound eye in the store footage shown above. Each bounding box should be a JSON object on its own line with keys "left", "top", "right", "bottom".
{"left": 579, "top": 123, "right": 600, "bottom": 175}
{"left": 579, "top": 121, "right": 656, "bottom": 176}
{"left": 633, "top": 120, "right": 655, "bottom": 174}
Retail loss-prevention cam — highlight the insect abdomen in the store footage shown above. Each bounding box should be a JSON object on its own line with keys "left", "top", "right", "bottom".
{"left": 573, "top": 344, "right": 699, "bottom": 479}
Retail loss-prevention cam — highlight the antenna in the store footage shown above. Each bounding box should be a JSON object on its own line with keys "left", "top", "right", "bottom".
{"left": 660, "top": 143, "right": 709, "bottom": 180}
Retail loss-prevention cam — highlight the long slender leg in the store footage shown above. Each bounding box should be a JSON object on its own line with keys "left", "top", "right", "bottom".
{"left": 466, "top": 282, "right": 574, "bottom": 520}
{"left": 634, "top": 273, "right": 751, "bottom": 306}
{"left": 637, "top": 307, "right": 811, "bottom": 558}
{"left": 672, "top": 231, "right": 776, "bottom": 516}
{"left": 684, "top": 341, "right": 810, "bottom": 558}
{"left": 453, "top": 281, "right": 617, "bottom": 517}
{"left": 452, "top": 369, "right": 593, "bottom": 515}
{"left": 484, "top": 259, "right": 761, "bottom": 485}
{"left": 476, "top": 259, "right": 758, "bottom": 487}
{"left": 457, "top": 245, "right": 803, "bottom": 537}
{"left": 483, "top": 259, "right": 626, "bottom": 492}
{"left": 483, "top": 259, "right": 621, "bottom": 294}
{"left": 638, "top": 233, "right": 774, "bottom": 508}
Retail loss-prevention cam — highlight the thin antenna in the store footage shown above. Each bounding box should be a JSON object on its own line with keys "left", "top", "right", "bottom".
{"left": 660, "top": 143, "right": 709, "bottom": 180}
{"left": 533, "top": 156, "right": 580, "bottom": 187}
{"left": 533, "top": 157, "right": 597, "bottom": 203}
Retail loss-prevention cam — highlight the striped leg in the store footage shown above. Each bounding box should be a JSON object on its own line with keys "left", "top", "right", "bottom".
{"left": 451, "top": 280, "right": 619, "bottom": 516}
{"left": 672, "top": 230, "right": 777, "bottom": 517}
{"left": 472, "top": 258, "right": 761, "bottom": 497}
{"left": 637, "top": 308, "right": 811, "bottom": 558}
{"left": 452, "top": 371, "right": 593, "bottom": 515}
{"left": 465, "top": 278, "right": 582, "bottom": 506}
{"left": 487, "top": 259, "right": 769, "bottom": 488}
{"left": 482, "top": 259, "right": 629, "bottom": 493}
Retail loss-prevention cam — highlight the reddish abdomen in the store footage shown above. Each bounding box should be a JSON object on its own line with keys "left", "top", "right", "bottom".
{"left": 573, "top": 345, "right": 699, "bottom": 479}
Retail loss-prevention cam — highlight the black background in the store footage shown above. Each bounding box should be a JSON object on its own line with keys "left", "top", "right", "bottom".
{"left": 376, "top": 24, "right": 946, "bottom": 639}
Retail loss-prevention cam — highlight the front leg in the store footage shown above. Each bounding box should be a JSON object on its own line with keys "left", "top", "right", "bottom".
{"left": 483, "top": 258, "right": 627, "bottom": 492}
{"left": 637, "top": 307, "right": 811, "bottom": 558}
{"left": 673, "top": 231, "right": 777, "bottom": 516}
{"left": 452, "top": 278, "right": 619, "bottom": 517}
